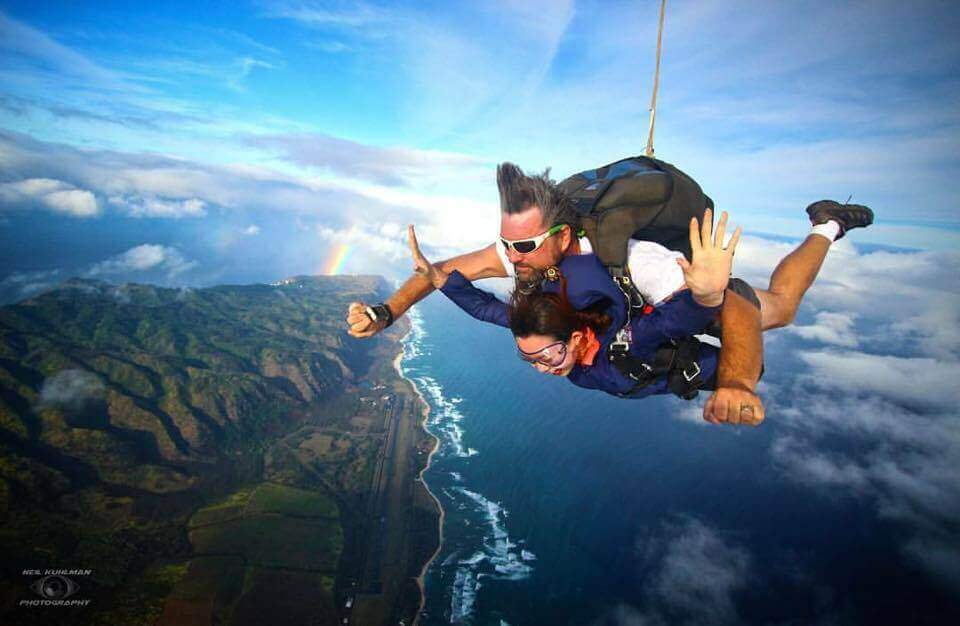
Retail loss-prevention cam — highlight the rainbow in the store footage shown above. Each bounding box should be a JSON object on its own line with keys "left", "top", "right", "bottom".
{"left": 321, "top": 242, "right": 352, "bottom": 275}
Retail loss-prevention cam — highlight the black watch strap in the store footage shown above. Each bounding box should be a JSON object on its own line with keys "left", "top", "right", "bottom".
{"left": 366, "top": 303, "right": 395, "bottom": 328}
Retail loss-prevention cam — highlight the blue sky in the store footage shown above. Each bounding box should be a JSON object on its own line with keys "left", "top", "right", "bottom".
{"left": 1, "top": 0, "right": 959, "bottom": 299}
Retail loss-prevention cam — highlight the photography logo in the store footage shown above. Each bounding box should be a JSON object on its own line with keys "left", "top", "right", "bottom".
{"left": 20, "top": 569, "right": 92, "bottom": 607}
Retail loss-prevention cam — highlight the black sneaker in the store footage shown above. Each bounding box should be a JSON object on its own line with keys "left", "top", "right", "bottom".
{"left": 805, "top": 200, "right": 874, "bottom": 240}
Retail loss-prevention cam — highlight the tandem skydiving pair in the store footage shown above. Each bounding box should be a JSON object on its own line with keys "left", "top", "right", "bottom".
{"left": 346, "top": 158, "right": 874, "bottom": 426}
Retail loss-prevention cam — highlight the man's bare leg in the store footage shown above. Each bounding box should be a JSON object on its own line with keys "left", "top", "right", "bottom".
{"left": 754, "top": 234, "right": 831, "bottom": 330}
{"left": 753, "top": 200, "right": 874, "bottom": 331}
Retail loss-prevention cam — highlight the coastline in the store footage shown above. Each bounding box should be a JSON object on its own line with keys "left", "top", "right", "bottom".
{"left": 393, "top": 325, "right": 445, "bottom": 626}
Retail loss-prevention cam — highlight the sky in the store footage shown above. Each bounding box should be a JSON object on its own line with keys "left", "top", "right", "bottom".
{"left": 1, "top": 1, "right": 959, "bottom": 615}
{"left": 0, "top": 0, "right": 959, "bottom": 302}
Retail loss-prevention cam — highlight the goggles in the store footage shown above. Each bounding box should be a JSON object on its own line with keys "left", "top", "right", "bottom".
{"left": 500, "top": 224, "right": 565, "bottom": 255}
{"left": 517, "top": 340, "right": 567, "bottom": 368}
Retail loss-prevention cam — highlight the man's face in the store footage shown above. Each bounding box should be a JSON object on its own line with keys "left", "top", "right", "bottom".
{"left": 499, "top": 205, "right": 570, "bottom": 282}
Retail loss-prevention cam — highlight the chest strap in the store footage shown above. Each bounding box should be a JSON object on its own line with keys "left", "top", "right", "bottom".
{"left": 609, "top": 266, "right": 650, "bottom": 323}
{"left": 608, "top": 336, "right": 706, "bottom": 400}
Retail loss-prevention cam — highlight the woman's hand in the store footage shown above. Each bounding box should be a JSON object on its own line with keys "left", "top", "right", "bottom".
{"left": 409, "top": 225, "right": 449, "bottom": 289}
{"left": 677, "top": 208, "right": 741, "bottom": 307}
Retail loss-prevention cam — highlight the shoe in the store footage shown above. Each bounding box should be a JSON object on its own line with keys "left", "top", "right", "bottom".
{"left": 805, "top": 200, "right": 874, "bottom": 239}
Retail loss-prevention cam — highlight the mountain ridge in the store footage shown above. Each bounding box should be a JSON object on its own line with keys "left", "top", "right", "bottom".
{"left": 0, "top": 272, "right": 434, "bottom": 625}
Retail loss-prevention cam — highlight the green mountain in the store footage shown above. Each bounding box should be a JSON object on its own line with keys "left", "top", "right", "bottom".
{"left": 0, "top": 275, "right": 437, "bottom": 625}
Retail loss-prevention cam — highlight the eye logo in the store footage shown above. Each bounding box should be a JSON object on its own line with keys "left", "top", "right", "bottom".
{"left": 31, "top": 575, "right": 80, "bottom": 600}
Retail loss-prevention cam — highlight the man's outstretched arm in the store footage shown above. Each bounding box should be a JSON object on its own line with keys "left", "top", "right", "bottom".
{"left": 347, "top": 243, "right": 507, "bottom": 337}
{"left": 704, "top": 290, "right": 765, "bottom": 425}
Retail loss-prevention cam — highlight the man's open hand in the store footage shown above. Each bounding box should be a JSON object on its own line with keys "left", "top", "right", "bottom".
{"left": 704, "top": 386, "right": 765, "bottom": 426}
{"left": 347, "top": 302, "right": 386, "bottom": 338}
{"left": 409, "top": 225, "right": 449, "bottom": 289}
{"left": 677, "top": 209, "right": 742, "bottom": 307}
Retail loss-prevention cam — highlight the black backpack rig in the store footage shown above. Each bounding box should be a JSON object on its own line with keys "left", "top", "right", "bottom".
{"left": 557, "top": 156, "right": 715, "bottom": 399}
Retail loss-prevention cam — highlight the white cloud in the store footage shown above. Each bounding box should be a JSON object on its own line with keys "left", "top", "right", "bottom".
{"left": 670, "top": 401, "right": 711, "bottom": 427}
{"left": 316, "top": 223, "right": 408, "bottom": 263}
{"left": 0, "top": 177, "right": 99, "bottom": 217}
{"left": 777, "top": 394, "right": 956, "bottom": 452}
{"left": 682, "top": 232, "right": 960, "bottom": 592}
{"left": 0, "top": 268, "right": 62, "bottom": 301}
{"left": 787, "top": 311, "right": 859, "bottom": 347}
{"left": 39, "top": 369, "right": 105, "bottom": 407}
{"left": 242, "top": 224, "right": 260, "bottom": 235}
{"left": 731, "top": 235, "right": 960, "bottom": 351}
{"left": 312, "top": 214, "right": 499, "bottom": 280}
{"left": 4, "top": 178, "right": 68, "bottom": 196}
{"left": 607, "top": 518, "right": 752, "bottom": 626}
{"left": 306, "top": 40, "right": 351, "bottom": 54}
{"left": 772, "top": 404, "right": 960, "bottom": 591}
{"left": 246, "top": 131, "right": 485, "bottom": 187}
{"left": 44, "top": 189, "right": 98, "bottom": 216}
{"left": 86, "top": 244, "right": 197, "bottom": 279}
{"left": 108, "top": 195, "right": 207, "bottom": 218}
{"left": 377, "top": 222, "right": 400, "bottom": 238}
{"left": 796, "top": 350, "right": 960, "bottom": 410}
{"left": 0, "top": 11, "right": 131, "bottom": 87}
{"left": 650, "top": 519, "right": 751, "bottom": 623}
{"left": 332, "top": 176, "right": 498, "bottom": 254}
{"left": 889, "top": 303, "right": 960, "bottom": 361}
{"left": 227, "top": 56, "right": 276, "bottom": 91}
{"left": 265, "top": 2, "right": 386, "bottom": 28}
{"left": 772, "top": 436, "right": 871, "bottom": 491}
{"left": 0, "top": 131, "right": 456, "bottom": 229}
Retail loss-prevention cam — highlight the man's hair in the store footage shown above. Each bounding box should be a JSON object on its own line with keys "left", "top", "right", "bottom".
{"left": 497, "top": 162, "right": 578, "bottom": 230}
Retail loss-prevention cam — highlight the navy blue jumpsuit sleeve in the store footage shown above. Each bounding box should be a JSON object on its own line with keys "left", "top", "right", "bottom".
{"left": 629, "top": 289, "right": 720, "bottom": 347}
{"left": 438, "top": 270, "right": 511, "bottom": 329}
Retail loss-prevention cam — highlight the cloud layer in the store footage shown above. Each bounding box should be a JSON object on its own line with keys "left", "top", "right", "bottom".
{"left": 86, "top": 244, "right": 196, "bottom": 279}
{"left": 710, "top": 233, "right": 960, "bottom": 593}
{"left": 0, "top": 177, "right": 99, "bottom": 217}
{"left": 595, "top": 518, "right": 752, "bottom": 626}
{"left": 39, "top": 368, "right": 105, "bottom": 408}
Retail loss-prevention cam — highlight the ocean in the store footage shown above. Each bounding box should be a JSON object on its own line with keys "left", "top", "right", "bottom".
{"left": 400, "top": 292, "right": 958, "bottom": 625}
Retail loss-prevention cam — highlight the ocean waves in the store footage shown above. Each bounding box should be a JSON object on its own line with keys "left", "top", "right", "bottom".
{"left": 415, "top": 377, "right": 477, "bottom": 459}
{"left": 400, "top": 308, "right": 534, "bottom": 624}
{"left": 455, "top": 487, "right": 536, "bottom": 580}
{"left": 445, "top": 484, "right": 537, "bottom": 623}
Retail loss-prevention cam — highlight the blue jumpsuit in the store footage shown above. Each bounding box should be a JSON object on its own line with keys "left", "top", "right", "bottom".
{"left": 438, "top": 253, "right": 721, "bottom": 399}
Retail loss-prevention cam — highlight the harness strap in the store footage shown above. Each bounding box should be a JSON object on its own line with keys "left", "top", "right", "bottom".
{"left": 665, "top": 337, "right": 705, "bottom": 400}
{"left": 609, "top": 267, "right": 647, "bottom": 316}
{"left": 608, "top": 337, "right": 705, "bottom": 400}
{"left": 607, "top": 263, "right": 704, "bottom": 399}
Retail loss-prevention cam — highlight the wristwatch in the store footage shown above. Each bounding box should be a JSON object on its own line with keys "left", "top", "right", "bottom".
{"left": 365, "top": 303, "right": 395, "bottom": 328}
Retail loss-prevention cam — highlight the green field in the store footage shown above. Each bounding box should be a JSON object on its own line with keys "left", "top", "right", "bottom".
{"left": 188, "top": 481, "right": 343, "bottom": 570}
{"left": 247, "top": 482, "right": 339, "bottom": 518}
{"left": 160, "top": 481, "right": 345, "bottom": 625}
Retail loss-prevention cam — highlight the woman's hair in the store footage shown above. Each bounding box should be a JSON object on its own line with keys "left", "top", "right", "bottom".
{"left": 508, "top": 274, "right": 612, "bottom": 341}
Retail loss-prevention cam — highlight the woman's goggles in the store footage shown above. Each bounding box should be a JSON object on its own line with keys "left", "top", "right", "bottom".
{"left": 500, "top": 224, "right": 565, "bottom": 255}
{"left": 517, "top": 340, "right": 567, "bottom": 368}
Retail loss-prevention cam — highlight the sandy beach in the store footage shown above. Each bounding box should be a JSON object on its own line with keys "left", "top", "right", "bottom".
{"left": 394, "top": 330, "right": 445, "bottom": 626}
